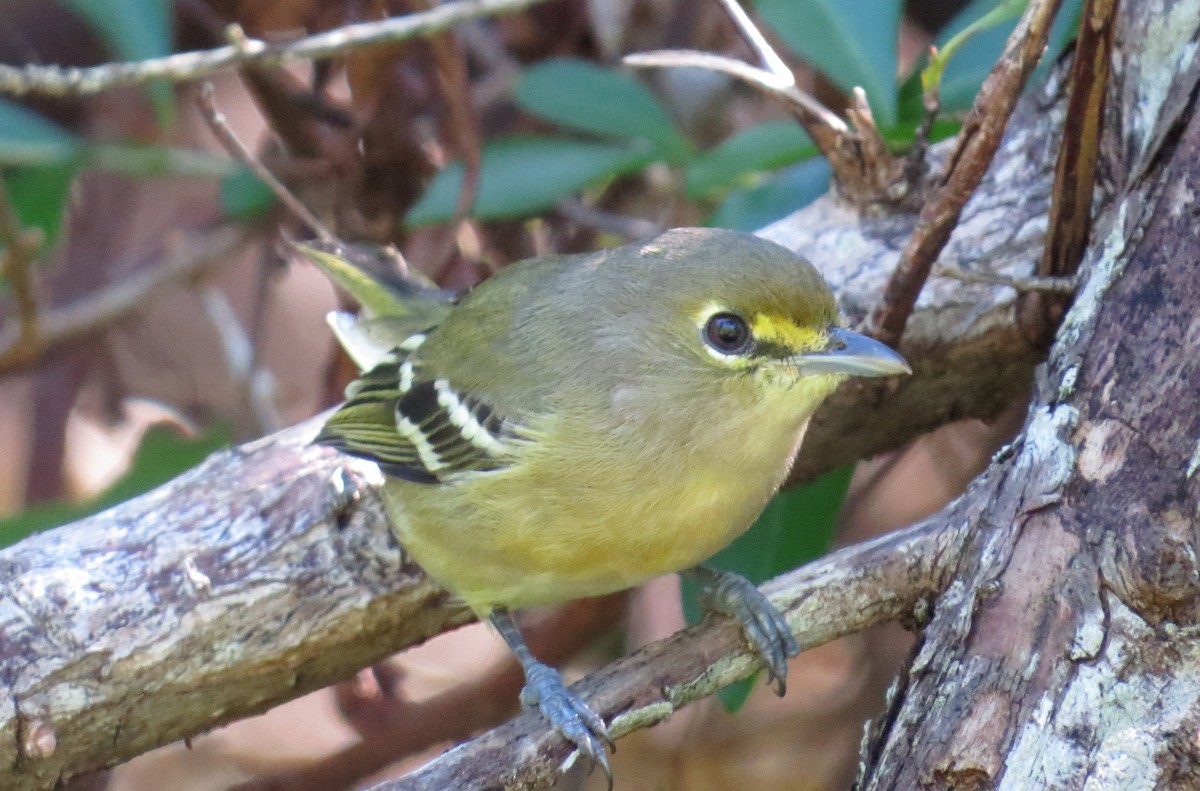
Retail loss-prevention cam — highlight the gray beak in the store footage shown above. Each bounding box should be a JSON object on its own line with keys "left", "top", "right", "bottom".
{"left": 795, "top": 327, "right": 911, "bottom": 377}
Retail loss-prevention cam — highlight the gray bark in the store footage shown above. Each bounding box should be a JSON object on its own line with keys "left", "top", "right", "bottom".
{"left": 859, "top": 1, "right": 1200, "bottom": 786}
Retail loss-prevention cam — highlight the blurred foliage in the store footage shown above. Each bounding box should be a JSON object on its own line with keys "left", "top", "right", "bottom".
{"left": 408, "top": 136, "right": 658, "bottom": 224}
{"left": 63, "top": 0, "right": 176, "bottom": 123}
{"left": 515, "top": 58, "right": 693, "bottom": 162}
{"left": 0, "top": 423, "right": 231, "bottom": 548}
{"left": 393, "top": 0, "right": 1083, "bottom": 234}
{"left": 756, "top": 0, "right": 902, "bottom": 124}
{"left": 219, "top": 168, "right": 276, "bottom": 221}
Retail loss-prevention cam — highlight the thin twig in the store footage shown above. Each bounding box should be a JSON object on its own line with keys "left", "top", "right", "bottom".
{"left": 0, "top": 173, "right": 44, "bottom": 343}
{"left": 556, "top": 199, "right": 664, "bottom": 241}
{"left": 624, "top": 0, "right": 904, "bottom": 207}
{"left": 864, "top": 0, "right": 1065, "bottom": 348}
{"left": 0, "top": 224, "right": 255, "bottom": 375}
{"left": 200, "top": 286, "right": 282, "bottom": 434}
{"left": 623, "top": 50, "right": 847, "bottom": 138}
{"left": 0, "top": 0, "right": 551, "bottom": 97}
{"left": 936, "top": 264, "right": 1080, "bottom": 294}
{"left": 198, "top": 81, "right": 337, "bottom": 243}
{"left": 420, "top": 0, "right": 484, "bottom": 273}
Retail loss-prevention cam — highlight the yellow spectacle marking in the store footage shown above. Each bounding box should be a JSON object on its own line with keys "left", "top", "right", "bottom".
{"left": 750, "top": 313, "right": 824, "bottom": 353}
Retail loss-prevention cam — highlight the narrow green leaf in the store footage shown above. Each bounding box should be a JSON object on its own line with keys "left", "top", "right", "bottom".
{"left": 686, "top": 121, "right": 817, "bottom": 199}
{"left": 86, "top": 143, "right": 238, "bottom": 179}
{"left": 219, "top": 168, "right": 276, "bottom": 221}
{"left": 515, "top": 58, "right": 691, "bottom": 162}
{"left": 0, "top": 423, "right": 230, "bottom": 548}
{"left": 707, "top": 158, "right": 831, "bottom": 232}
{"left": 407, "top": 136, "right": 656, "bottom": 226}
{"left": 2, "top": 160, "right": 81, "bottom": 248}
{"left": 923, "top": 0, "right": 1026, "bottom": 99}
{"left": 681, "top": 465, "right": 855, "bottom": 710}
{"left": 755, "top": 0, "right": 902, "bottom": 125}
{"left": 935, "top": 0, "right": 1084, "bottom": 113}
{"left": 0, "top": 99, "right": 80, "bottom": 167}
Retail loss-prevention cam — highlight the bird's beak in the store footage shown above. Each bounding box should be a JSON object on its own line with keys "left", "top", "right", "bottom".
{"left": 794, "top": 327, "right": 911, "bottom": 377}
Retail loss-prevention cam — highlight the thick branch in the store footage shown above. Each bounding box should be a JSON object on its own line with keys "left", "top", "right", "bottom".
{"left": 376, "top": 518, "right": 958, "bottom": 790}
{"left": 0, "top": 0, "right": 550, "bottom": 97}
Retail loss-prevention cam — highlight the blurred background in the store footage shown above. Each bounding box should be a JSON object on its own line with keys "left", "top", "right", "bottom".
{"left": 0, "top": 0, "right": 1073, "bottom": 788}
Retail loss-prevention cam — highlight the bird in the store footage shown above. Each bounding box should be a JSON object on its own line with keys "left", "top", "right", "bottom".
{"left": 309, "top": 226, "right": 910, "bottom": 784}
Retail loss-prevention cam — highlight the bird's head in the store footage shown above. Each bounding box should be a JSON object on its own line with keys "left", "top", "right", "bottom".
{"left": 597, "top": 228, "right": 911, "bottom": 420}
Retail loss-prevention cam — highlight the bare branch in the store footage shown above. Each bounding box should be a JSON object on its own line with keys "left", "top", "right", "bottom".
{"left": 623, "top": 0, "right": 906, "bottom": 208}
{"left": 1017, "top": 0, "right": 1119, "bottom": 347}
{"left": 197, "top": 81, "right": 337, "bottom": 243}
{"left": 0, "top": 0, "right": 551, "bottom": 98}
{"left": 935, "top": 264, "right": 1080, "bottom": 294}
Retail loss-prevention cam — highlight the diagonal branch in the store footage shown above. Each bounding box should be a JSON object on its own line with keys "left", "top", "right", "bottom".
{"left": 864, "top": 0, "right": 1065, "bottom": 348}
{"left": 371, "top": 517, "right": 959, "bottom": 790}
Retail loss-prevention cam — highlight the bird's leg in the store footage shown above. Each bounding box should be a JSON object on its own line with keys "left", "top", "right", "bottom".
{"left": 687, "top": 566, "right": 800, "bottom": 696}
{"left": 489, "top": 609, "right": 613, "bottom": 786}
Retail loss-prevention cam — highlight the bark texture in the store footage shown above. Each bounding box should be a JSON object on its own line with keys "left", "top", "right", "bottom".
{"left": 859, "top": 1, "right": 1200, "bottom": 785}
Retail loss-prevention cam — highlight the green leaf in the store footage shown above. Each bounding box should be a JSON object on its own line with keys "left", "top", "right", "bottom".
{"left": 707, "top": 158, "right": 831, "bottom": 232}
{"left": 515, "top": 58, "right": 691, "bottom": 162}
{"left": 0, "top": 422, "right": 231, "bottom": 548}
{"left": 755, "top": 0, "right": 902, "bottom": 125}
{"left": 923, "top": 0, "right": 1026, "bottom": 101}
{"left": 2, "top": 160, "right": 82, "bottom": 248}
{"left": 685, "top": 121, "right": 817, "bottom": 199}
{"left": 0, "top": 98, "right": 81, "bottom": 166}
{"left": 935, "top": 0, "right": 1084, "bottom": 112}
{"left": 681, "top": 465, "right": 855, "bottom": 710}
{"left": 219, "top": 168, "right": 277, "bottom": 221}
{"left": 406, "top": 136, "right": 656, "bottom": 226}
{"left": 63, "top": 0, "right": 176, "bottom": 124}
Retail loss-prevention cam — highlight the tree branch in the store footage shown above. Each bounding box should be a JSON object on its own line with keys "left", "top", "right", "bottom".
{"left": 376, "top": 517, "right": 958, "bottom": 790}
{"left": 0, "top": 0, "right": 551, "bottom": 98}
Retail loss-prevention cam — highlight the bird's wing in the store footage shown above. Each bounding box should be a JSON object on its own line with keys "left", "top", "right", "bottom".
{"left": 314, "top": 333, "right": 520, "bottom": 484}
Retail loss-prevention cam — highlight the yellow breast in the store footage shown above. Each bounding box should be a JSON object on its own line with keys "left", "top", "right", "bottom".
{"left": 384, "top": 397, "right": 812, "bottom": 614}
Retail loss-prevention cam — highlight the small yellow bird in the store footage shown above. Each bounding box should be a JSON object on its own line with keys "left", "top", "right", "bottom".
{"left": 312, "top": 227, "right": 909, "bottom": 782}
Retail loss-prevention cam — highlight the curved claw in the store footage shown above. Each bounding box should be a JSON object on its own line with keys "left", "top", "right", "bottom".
{"left": 521, "top": 660, "right": 613, "bottom": 788}
{"left": 693, "top": 567, "right": 800, "bottom": 696}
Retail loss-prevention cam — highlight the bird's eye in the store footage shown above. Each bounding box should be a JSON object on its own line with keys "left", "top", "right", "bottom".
{"left": 704, "top": 312, "right": 752, "bottom": 354}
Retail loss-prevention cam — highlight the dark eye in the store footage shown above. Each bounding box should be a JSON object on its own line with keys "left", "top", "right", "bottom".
{"left": 704, "top": 312, "right": 752, "bottom": 354}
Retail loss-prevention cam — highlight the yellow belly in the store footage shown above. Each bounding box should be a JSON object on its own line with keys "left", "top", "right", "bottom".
{"left": 383, "top": 413, "right": 810, "bottom": 613}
